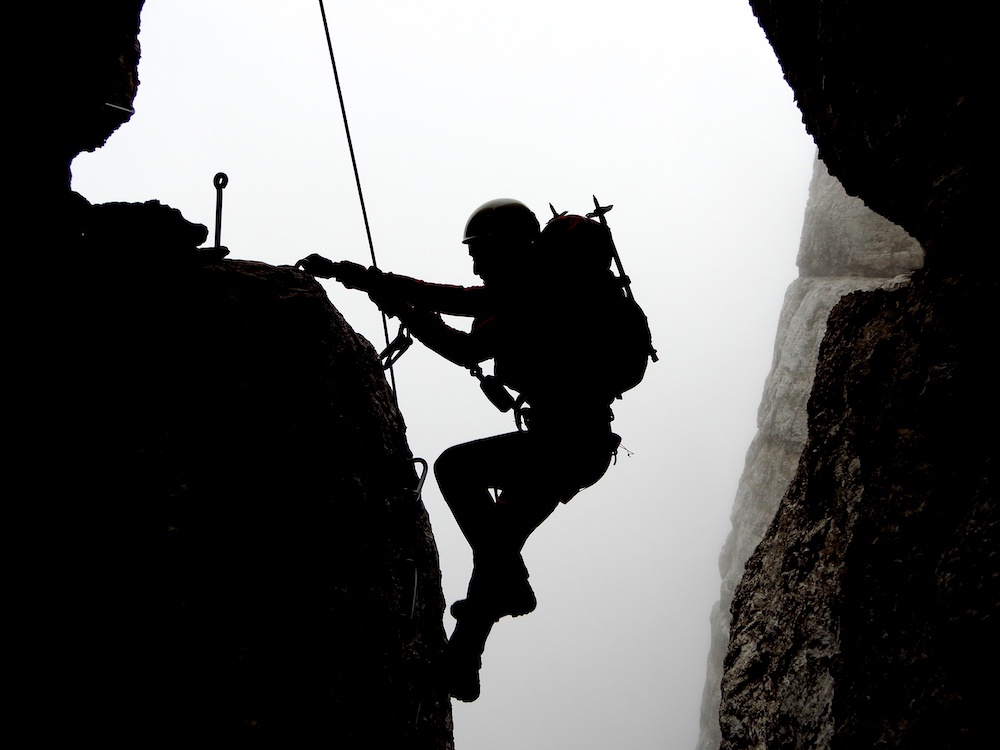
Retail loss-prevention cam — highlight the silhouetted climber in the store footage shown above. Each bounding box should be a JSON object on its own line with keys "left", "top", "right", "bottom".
{"left": 298, "top": 198, "right": 651, "bottom": 701}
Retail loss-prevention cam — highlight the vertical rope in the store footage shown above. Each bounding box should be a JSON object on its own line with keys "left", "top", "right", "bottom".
{"left": 317, "top": 0, "right": 396, "bottom": 392}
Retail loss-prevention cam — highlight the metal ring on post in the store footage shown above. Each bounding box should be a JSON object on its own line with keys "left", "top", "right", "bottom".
{"left": 213, "top": 172, "right": 229, "bottom": 249}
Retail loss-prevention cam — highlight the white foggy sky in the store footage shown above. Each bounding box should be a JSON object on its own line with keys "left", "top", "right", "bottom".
{"left": 72, "top": 2, "right": 816, "bottom": 747}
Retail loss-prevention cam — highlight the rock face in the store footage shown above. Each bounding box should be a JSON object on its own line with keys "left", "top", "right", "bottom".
{"left": 722, "top": 272, "right": 993, "bottom": 748}
{"left": 13, "top": 197, "right": 453, "bottom": 746}
{"left": 18, "top": 2, "right": 143, "bottom": 202}
{"left": 710, "top": 3, "right": 993, "bottom": 748}
{"left": 14, "top": 4, "right": 453, "bottom": 746}
{"left": 746, "top": 1, "right": 984, "bottom": 261}
{"left": 697, "top": 157, "right": 922, "bottom": 750}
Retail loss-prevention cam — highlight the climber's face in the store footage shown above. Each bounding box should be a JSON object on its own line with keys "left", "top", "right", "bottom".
{"left": 468, "top": 238, "right": 509, "bottom": 285}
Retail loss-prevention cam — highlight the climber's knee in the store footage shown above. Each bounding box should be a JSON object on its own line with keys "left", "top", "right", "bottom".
{"left": 434, "top": 444, "right": 465, "bottom": 495}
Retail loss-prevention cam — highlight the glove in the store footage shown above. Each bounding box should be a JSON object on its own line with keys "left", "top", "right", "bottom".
{"left": 330, "top": 260, "right": 374, "bottom": 290}
{"left": 368, "top": 286, "right": 409, "bottom": 319}
{"left": 296, "top": 253, "right": 339, "bottom": 278}
{"left": 296, "top": 255, "right": 375, "bottom": 290}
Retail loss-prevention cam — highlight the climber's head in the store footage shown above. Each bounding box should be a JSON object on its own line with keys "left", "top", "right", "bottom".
{"left": 462, "top": 199, "right": 539, "bottom": 285}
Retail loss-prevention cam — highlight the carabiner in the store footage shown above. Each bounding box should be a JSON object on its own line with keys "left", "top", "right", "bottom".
{"left": 379, "top": 324, "right": 413, "bottom": 370}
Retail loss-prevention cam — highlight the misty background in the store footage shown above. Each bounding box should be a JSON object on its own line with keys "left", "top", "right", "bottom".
{"left": 72, "top": 2, "right": 816, "bottom": 747}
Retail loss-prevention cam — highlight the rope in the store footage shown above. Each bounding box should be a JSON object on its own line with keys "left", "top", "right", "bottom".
{"left": 317, "top": 0, "right": 396, "bottom": 391}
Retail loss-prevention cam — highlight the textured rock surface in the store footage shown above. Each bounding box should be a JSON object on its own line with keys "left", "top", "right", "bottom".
{"left": 797, "top": 161, "right": 925, "bottom": 278}
{"left": 14, "top": 4, "right": 454, "bottom": 745}
{"left": 697, "top": 157, "right": 921, "bottom": 750}
{"left": 18, "top": 1, "right": 143, "bottom": 204}
{"left": 747, "top": 1, "right": 984, "bottom": 258}
{"left": 722, "top": 272, "right": 994, "bottom": 748}
{"left": 13, "top": 199, "right": 453, "bottom": 746}
{"left": 711, "top": 2, "right": 991, "bottom": 748}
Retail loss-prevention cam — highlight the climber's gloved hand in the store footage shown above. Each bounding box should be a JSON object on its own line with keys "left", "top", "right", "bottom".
{"left": 296, "top": 253, "right": 339, "bottom": 279}
{"left": 296, "top": 256, "right": 377, "bottom": 290}
{"left": 330, "top": 260, "right": 375, "bottom": 290}
{"left": 368, "top": 286, "right": 409, "bottom": 320}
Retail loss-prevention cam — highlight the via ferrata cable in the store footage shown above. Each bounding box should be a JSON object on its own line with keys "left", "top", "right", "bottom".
{"left": 316, "top": 13, "right": 427, "bottom": 639}
{"left": 317, "top": 0, "right": 397, "bottom": 392}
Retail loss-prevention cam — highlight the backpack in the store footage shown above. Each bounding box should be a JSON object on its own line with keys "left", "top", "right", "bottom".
{"left": 473, "top": 199, "right": 655, "bottom": 420}
{"left": 537, "top": 208, "right": 656, "bottom": 402}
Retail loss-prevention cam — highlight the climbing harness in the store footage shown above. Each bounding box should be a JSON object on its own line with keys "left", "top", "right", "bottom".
{"left": 317, "top": 0, "right": 396, "bottom": 389}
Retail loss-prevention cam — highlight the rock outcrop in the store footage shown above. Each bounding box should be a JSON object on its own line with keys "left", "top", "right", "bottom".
{"left": 710, "top": 3, "right": 992, "bottom": 748}
{"left": 14, "top": 4, "right": 453, "bottom": 746}
{"left": 14, "top": 200, "right": 454, "bottom": 748}
{"left": 697, "top": 157, "right": 922, "bottom": 749}
{"left": 722, "top": 270, "right": 992, "bottom": 748}
{"left": 745, "top": 1, "right": 983, "bottom": 262}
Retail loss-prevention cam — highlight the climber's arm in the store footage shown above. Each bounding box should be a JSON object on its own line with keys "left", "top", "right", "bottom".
{"left": 375, "top": 295, "right": 495, "bottom": 368}
{"left": 297, "top": 257, "right": 488, "bottom": 316}
{"left": 375, "top": 271, "right": 489, "bottom": 317}
{"left": 298, "top": 255, "right": 495, "bottom": 366}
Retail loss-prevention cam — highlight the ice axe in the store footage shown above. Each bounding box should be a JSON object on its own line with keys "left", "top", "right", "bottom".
{"left": 586, "top": 195, "right": 658, "bottom": 362}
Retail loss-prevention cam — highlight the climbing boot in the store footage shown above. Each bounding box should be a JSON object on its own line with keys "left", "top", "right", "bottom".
{"left": 444, "top": 651, "right": 482, "bottom": 702}
{"left": 450, "top": 554, "right": 536, "bottom": 621}
{"left": 444, "top": 612, "right": 493, "bottom": 702}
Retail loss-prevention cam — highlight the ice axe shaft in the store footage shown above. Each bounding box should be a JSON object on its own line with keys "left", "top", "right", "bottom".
{"left": 587, "top": 195, "right": 659, "bottom": 362}
{"left": 587, "top": 195, "right": 632, "bottom": 299}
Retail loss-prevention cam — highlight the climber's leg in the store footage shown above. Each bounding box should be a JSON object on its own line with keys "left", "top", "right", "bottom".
{"left": 434, "top": 431, "right": 529, "bottom": 552}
